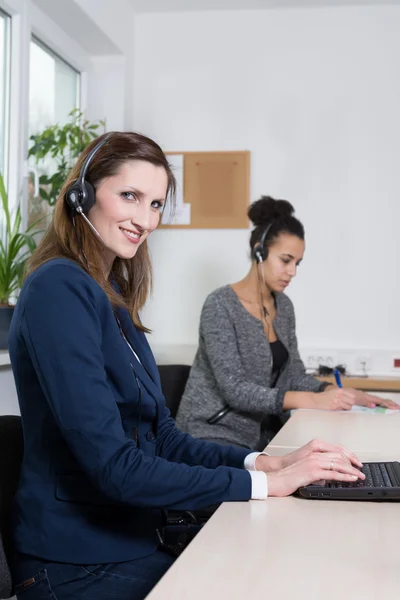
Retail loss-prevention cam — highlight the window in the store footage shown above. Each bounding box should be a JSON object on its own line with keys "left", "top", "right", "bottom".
{"left": 28, "top": 37, "right": 80, "bottom": 225}
{"left": 0, "top": 8, "right": 10, "bottom": 182}
{"left": 29, "top": 37, "right": 80, "bottom": 136}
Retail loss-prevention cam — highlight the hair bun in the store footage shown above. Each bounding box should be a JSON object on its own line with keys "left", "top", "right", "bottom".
{"left": 248, "top": 196, "right": 294, "bottom": 227}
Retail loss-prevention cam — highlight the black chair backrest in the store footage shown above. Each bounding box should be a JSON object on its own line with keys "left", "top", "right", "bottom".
{"left": 157, "top": 365, "right": 191, "bottom": 419}
{"left": 0, "top": 416, "right": 23, "bottom": 599}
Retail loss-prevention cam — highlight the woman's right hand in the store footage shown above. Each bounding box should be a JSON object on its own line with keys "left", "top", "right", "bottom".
{"left": 266, "top": 451, "right": 365, "bottom": 497}
{"left": 311, "top": 387, "right": 357, "bottom": 411}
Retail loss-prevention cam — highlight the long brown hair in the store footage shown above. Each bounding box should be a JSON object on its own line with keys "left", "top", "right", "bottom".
{"left": 28, "top": 131, "right": 176, "bottom": 331}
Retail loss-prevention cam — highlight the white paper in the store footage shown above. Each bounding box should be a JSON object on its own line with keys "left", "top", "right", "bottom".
{"left": 162, "top": 154, "right": 191, "bottom": 225}
{"left": 349, "top": 405, "right": 399, "bottom": 415}
{"left": 171, "top": 202, "right": 191, "bottom": 226}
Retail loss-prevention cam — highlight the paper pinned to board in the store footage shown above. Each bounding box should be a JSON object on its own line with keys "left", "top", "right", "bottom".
{"left": 170, "top": 202, "right": 191, "bottom": 226}
{"left": 162, "top": 154, "right": 191, "bottom": 226}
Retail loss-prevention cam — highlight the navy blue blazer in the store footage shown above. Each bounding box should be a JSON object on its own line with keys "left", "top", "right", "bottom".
{"left": 8, "top": 259, "right": 251, "bottom": 564}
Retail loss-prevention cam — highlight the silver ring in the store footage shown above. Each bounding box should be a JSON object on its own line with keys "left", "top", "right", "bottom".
{"left": 330, "top": 460, "right": 334, "bottom": 471}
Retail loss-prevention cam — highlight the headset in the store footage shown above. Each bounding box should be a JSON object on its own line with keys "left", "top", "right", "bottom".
{"left": 252, "top": 221, "right": 276, "bottom": 325}
{"left": 65, "top": 134, "right": 112, "bottom": 240}
{"left": 252, "top": 222, "right": 273, "bottom": 264}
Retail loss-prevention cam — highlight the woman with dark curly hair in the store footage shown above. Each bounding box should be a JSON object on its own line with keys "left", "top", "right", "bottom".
{"left": 176, "top": 196, "right": 398, "bottom": 450}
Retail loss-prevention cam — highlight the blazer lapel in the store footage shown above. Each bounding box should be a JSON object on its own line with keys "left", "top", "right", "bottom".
{"left": 116, "top": 307, "right": 162, "bottom": 399}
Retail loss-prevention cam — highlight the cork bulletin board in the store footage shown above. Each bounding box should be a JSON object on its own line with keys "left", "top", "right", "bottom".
{"left": 161, "top": 151, "right": 250, "bottom": 229}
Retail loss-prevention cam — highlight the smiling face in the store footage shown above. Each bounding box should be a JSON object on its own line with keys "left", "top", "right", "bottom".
{"left": 87, "top": 160, "right": 168, "bottom": 270}
{"left": 262, "top": 232, "right": 305, "bottom": 292}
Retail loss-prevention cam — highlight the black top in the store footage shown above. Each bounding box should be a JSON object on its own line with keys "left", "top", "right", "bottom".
{"left": 270, "top": 339, "right": 289, "bottom": 386}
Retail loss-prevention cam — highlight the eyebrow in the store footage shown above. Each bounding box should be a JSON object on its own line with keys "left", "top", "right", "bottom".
{"left": 281, "top": 253, "right": 302, "bottom": 262}
{"left": 124, "top": 186, "right": 166, "bottom": 203}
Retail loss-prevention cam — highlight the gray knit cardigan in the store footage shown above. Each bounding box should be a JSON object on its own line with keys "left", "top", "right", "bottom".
{"left": 176, "top": 285, "right": 327, "bottom": 450}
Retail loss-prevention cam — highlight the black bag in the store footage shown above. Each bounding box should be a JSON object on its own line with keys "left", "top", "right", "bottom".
{"left": 158, "top": 507, "right": 218, "bottom": 557}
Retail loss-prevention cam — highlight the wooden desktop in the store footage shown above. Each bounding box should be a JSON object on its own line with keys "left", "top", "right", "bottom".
{"left": 317, "top": 374, "right": 400, "bottom": 392}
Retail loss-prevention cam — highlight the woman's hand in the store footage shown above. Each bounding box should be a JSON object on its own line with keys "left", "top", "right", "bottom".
{"left": 265, "top": 451, "right": 365, "bottom": 497}
{"left": 311, "top": 387, "right": 356, "bottom": 411}
{"left": 255, "top": 438, "right": 362, "bottom": 472}
{"left": 350, "top": 389, "right": 400, "bottom": 410}
{"left": 278, "top": 438, "right": 363, "bottom": 469}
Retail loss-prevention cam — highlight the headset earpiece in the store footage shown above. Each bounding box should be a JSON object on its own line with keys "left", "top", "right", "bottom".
{"left": 253, "top": 243, "right": 266, "bottom": 263}
{"left": 65, "top": 134, "right": 111, "bottom": 214}
{"left": 252, "top": 222, "right": 272, "bottom": 264}
{"left": 65, "top": 179, "right": 96, "bottom": 214}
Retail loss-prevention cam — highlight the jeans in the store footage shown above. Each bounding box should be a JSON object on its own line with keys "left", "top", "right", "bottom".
{"left": 11, "top": 551, "right": 175, "bottom": 600}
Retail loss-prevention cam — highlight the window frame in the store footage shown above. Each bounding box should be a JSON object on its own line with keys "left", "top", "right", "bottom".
{"left": 28, "top": 34, "right": 82, "bottom": 227}
{"left": 0, "top": 0, "right": 27, "bottom": 213}
{"left": 30, "top": 34, "right": 81, "bottom": 115}
{"left": 31, "top": 33, "right": 82, "bottom": 110}
{"left": 0, "top": 7, "right": 11, "bottom": 187}
{"left": 0, "top": 0, "right": 89, "bottom": 224}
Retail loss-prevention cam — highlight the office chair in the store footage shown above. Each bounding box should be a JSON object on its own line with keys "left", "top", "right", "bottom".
{"left": 0, "top": 416, "right": 23, "bottom": 599}
{"left": 157, "top": 364, "right": 191, "bottom": 419}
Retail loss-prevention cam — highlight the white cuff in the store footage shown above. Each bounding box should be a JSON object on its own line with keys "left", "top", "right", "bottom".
{"left": 244, "top": 451, "right": 269, "bottom": 471}
{"left": 249, "top": 471, "right": 268, "bottom": 499}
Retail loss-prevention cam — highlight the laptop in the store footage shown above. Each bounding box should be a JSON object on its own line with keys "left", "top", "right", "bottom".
{"left": 297, "top": 461, "right": 400, "bottom": 500}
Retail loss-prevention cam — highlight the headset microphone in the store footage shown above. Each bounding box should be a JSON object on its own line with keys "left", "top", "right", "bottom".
{"left": 75, "top": 206, "right": 104, "bottom": 242}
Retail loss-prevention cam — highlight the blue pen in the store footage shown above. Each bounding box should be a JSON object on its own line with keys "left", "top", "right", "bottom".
{"left": 333, "top": 369, "right": 343, "bottom": 388}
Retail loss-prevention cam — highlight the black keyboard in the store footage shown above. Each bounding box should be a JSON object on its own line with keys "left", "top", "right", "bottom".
{"left": 327, "top": 462, "right": 393, "bottom": 489}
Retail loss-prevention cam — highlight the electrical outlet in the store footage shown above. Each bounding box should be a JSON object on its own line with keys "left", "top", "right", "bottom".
{"left": 305, "top": 353, "right": 338, "bottom": 370}
{"left": 316, "top": 355, "right": 337, "bottom": 367}
{"left": 306, "top": 355, "right": 317, "bottom": 369}
{"left": 354, "top": 356, "right": 372, "bottom": 376}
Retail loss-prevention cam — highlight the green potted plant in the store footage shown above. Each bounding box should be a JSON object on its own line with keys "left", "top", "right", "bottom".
{"left": 28, "top": 108, "right": 105, "bottom": 215}
{"left": 0, "top": 173, "right": 40, "bottom": 349}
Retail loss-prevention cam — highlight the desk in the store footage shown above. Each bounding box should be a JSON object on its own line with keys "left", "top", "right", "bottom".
{"left": 269, "top": 409, "right": 400, "bottom": 459}
{"left": 317, "top": 375, "right": 400, "bottom": 392}
{"left": 147, "top": 410, "right": 400, "bottom": 600}
{"left": 0, "top": 351, "right": 10, "bottom": 367}
{"left": 0, "top": 353, "right": 19, "bottom": 415}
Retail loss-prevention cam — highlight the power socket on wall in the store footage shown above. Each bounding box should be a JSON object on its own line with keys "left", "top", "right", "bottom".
{"left": 306, "top": 355, "right": 371, "bottom": 376}
{"left": 305, "top": 354, "right": 338, "bottom": 370}
{"left": 303, "top": 350, "right": 400, "bottom": 377}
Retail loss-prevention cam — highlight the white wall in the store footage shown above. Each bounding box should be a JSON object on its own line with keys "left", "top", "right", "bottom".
{"left": 132, "top": 6, "right": 400, "bottom": 371}
{"left": 0, "top": 367, "right": 20, "bottom": 415}
{"left": 74, "top": 0, "right": 134, "bottom": 56}
{"left": 87, "top": 56, "right": 127, "bottom": 130}
{"left": 74, "top": 0, "right": 135, "bottom": 129}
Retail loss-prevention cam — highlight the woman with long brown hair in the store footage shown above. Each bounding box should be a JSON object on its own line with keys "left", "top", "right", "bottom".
{"left": 8, "top": 132, "right": 364, "bottom": 600}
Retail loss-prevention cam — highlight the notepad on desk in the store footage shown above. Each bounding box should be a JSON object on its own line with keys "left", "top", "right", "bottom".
{"left": 349, "top": 405, "right": 398, "bottom": 415}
